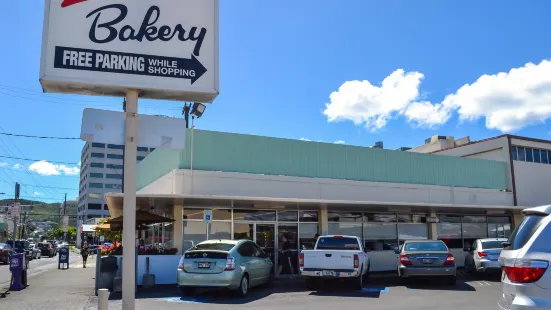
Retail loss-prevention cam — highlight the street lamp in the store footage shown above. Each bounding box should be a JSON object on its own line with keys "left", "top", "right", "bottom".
{"left": 182, "top": 102, "right": 207, "bottom": 128}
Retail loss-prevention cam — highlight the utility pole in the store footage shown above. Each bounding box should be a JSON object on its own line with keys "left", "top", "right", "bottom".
{"left": 63, "top": 193, "right": 67, "bottom": 242}
{"left": 11, "top": 182, "right": 20, "bottom": 243}
{"left": 21, "top": 212, "right": 27, "bottom": 240}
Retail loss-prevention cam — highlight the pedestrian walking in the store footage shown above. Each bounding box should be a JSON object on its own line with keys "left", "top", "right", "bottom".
{"left": 81, "top": 241, "right": 90, "bottom": 268}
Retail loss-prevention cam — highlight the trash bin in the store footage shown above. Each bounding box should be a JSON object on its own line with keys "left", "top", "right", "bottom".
{"left": 9, "top": 253, "right": 26, "bottom": 291}
{"left": 58, "top": 247, "right": 69, "bottom": 269}
{"left": 97, "top": 256, "right": 118, "bottom": 293}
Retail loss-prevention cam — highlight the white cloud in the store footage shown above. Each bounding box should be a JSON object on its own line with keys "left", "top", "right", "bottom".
{"left": 28, "top": 160, "right": 79, "bottom": 176}
{"left": 323, "top": 59, "right": 551, "bottom": 132}
{"left": 0, "top": 162, "right": 8, "bottom": 167}
{"left": 334, "top": 140, "right": 345, "bottom": 144}
{"left": 299, "top": 137, "right": 311, "bottom": 141}
{"left": 13, "top": 163, "right": 25, "bottom": 169}
{"left": 78, "top": 161, "right": 81, "bottom": 166}
{"left": 33, "top": 192, "right": 41, "bottom": 196}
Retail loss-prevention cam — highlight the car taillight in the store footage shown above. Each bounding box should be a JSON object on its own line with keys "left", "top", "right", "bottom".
{"left": 225, "top": 256, "right": 236, "bottom": 271}
{"left": 444, "top": 253, "right": 455, "bottom": 265}
{"left": 504, "top": 260, "right": 548, "bottom": 283}
{"left": 400, "top": 254, "right": 411, "bottom": 265}
{"left": 48, "top": 245, "right": 51, "bottom": 249}
{"left": 353, "top": 254, "right": 359, "bottom": 269}
{"left": 477, "top": 252, "right": 487, "bottom": 258}
{"left": 178, "top": 265, "right": 184, "bottom": 270}
{"left": 299, "top": 253, "right": 304, "bottom": 267}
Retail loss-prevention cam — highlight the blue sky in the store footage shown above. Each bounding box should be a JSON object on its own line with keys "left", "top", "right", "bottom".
{"left": 1, "top": 0, "right": 550, "bottom": 202}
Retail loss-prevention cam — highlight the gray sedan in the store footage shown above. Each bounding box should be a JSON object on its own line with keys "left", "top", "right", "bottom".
{"left": 395, "top": 240, "right": 457, "bottom": 285}
{"left": 464, "top": 238, "right": 507, "bottom": 274}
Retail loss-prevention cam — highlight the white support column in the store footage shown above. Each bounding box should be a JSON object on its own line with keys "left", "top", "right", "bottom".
{"left": 173, "top": 199, "right": 183, "bottom": 254}
{"left": 429, "top": 211, "right": 438, "bottom": 240}
{"left": 122, "top": 90, "right": 138, "bottom": 310}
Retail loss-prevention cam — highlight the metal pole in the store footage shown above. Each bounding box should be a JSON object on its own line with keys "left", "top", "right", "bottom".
{"left": 98, "top": 288, "right": 109, "bottom": 310}
{"left": 63, "top": 193, "right": 67, "bottom": 242}
{"left": 122, "top": 90, "right": 138, "bottom": 310}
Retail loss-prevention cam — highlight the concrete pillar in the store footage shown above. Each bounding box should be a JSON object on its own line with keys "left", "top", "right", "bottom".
{"left": 512, "top": 211, "right": 524, "bottom": 230}
{"left": 173, "top": 199, "right": 184, "bottom": 254}
{"left": 429, "top": 212, "right": 438, "bottom": 240}
{"left": 320, "top": 204, "right": 329, "bottom": 235}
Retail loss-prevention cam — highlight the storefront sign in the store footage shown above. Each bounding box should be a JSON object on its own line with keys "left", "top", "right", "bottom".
{"left": 426, "top": 216, "right": 440, "bottom": 223}
{"left": 40, "top": 0, "right": 219, "bottom": 102}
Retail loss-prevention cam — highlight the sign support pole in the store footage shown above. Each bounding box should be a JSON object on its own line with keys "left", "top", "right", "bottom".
{"left": 122, "top": 90, "right": 138, "bottom": 310}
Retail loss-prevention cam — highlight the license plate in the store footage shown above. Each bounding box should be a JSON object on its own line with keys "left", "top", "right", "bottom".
{"left": 422, "top": 259, "right": 433, "bottom": 264}
{"left": 198, "top": 262, "right": 211, "bottom": 268}
{"left": 322, "top": 270, "right": 334, "bottom": 276}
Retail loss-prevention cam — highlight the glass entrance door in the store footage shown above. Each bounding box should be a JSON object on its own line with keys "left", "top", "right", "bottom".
{"left": 277, "top": 224, "right": 298, "bottom": 275}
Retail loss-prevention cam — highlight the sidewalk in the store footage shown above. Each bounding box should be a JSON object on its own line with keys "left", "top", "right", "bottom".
{"left": 0, "top": 257, "right": 95, "bottom": 310}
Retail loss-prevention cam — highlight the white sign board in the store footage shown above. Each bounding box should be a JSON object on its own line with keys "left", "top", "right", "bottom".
{"left": 63, "top": 215, "right": 69, "bottom": 232}
{"left": 40, "top": 0, "right": 219, "bottom": 103}
{"left": 99, "top": 235, "right": 105, "bottom": 242}
{"left": 80, "top": 108, "right": 186, "bottom": 149}
{"left": 204, "top": 209, "right": 212, "bottom": 223}
{"left": 10, "top": 203, "right": 21, "bottom": 219}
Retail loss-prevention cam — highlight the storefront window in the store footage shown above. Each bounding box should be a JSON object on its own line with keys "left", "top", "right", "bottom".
{"left": 182, "top": 221, "right": 207, "bottom": 251}
{"left": 299, "top": 223, "right": 318, "bottom": 250}
{"left": 233, "top": 210, "right": 276, "bottom": 221}
{"left": 462, "top": 216, "right": 488, "bottom": 249}
{"left": 364, "top": 214, "right": 398, "bottom": 251}
{"left": 299, "top": 211, "right": 319, "bottom": 222}
{"left": 277, "top": 211, "right": 298, "bottom": 222}
{"left": 233, "top": 223, "right": 253, "bottom": 240}
{"left": 328, "top": 212, "right": 363, "bottom": 238}
{"left": 208, "top": 222, "right": 231, "bottom": 240}
{"left": 437, "top": 215, "right": 462, "bottom": 248}
{"left": 488, "top": 216, "right": 512, "bottom": 238}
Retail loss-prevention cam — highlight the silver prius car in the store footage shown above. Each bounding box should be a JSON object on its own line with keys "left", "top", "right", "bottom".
{"left": 177, "top": 239, "right": 274, "bottom": 297}
{"left": 464, "top": 238, "right": 508, "bottom": 275}
{"left": 498, "top": 205, "right": 551, "bottom": 310}
{"left": 396, "top": 240, "right": 457, "bottom": 285}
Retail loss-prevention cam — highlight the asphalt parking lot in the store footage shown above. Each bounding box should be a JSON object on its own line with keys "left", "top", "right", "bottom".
{"left": 92, "top": 270, "right": 504, "bottom": 310}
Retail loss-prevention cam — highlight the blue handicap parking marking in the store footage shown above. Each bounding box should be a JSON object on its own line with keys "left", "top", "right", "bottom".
{"left": 159, "top": 296, "right": 214, "bottom": 304}
{"left": 361, "top": 287, "right": 389, "bottom": 293}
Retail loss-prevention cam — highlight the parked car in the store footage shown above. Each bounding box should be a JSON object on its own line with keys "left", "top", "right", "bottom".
{"left": 464, "top": 238, "right": 507, "bottom": 275}
{"left": 38, "top": 242, "right": 56, "bottom": 257}
{"left": 29, "top": 243, "right": 42, "bottom": 259}
{"left": 177, "top": 239, "right": 274, "bottom": 297}
{"left": 0, "top": 243, "right": 14, "bottom": 265}
{"left": 395, "top": 240, "right": 457, "bottom": 285}
{"left": 299, "top": 235, "right": 369, "bottom": 290}
{"left": 7, "top": 240, "right": 33, "bottom": 261}
{"left": 89, "top": 244, "right": 99, "bottom": 255}
{"left": 498, "top": 205, "right": 551, "bottom": 310}
{"left": 47, "top": 240, "right": 58, "bottom": 256}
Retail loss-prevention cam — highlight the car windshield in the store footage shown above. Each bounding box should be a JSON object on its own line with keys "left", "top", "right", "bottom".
{"left": 191, "top": 243, "right": 235, "bottom": 251}
{"left": 404, "top": 242, "right": 448, "bottom": 252}
{"left": 316, "top": 237, "right": 360, "bottom": 250}
{"left": 481, "top": 241, "right": 505, "bottom": 249}
{"left": 38, "top": 243, "right": 49, "bottom": 248}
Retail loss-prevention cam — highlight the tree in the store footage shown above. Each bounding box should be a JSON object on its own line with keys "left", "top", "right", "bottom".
{"left": 48, "top": 226, "right": 76, "bottom": 240}
{"left": 95, "top": 218, "right": 121, "bottom": 242}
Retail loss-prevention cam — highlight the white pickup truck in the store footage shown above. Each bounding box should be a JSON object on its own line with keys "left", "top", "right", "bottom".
{"left": 299, "top": 235, "right": 369, "bottom": 290}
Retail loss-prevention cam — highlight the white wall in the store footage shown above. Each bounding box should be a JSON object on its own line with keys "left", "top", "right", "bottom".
{"left": 511, "top": 137, "right": 551, "bottom": 206}
{"left": 138, "top": 169, "right": 514, "bottom": 208}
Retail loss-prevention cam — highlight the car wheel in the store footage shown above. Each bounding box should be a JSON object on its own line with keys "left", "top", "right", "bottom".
{"left": 305, "top": 277, "right": 316, "bottom": 290}
{"left": 354, "top": 267, "right": 364, "bottom": 290}
{"left": 363, "top": 264, "right": 371, "bottom": 281}
{"left": 235, "top": 274, "right": 249, "bottom": 298}
{"left": 179, "top": 286, "right": 195, "bottom": 296}
{"left": 446, "top": 276, "right": 456, "bottom": 286}
{"left": 266, "top": 270, "right": 275, "bottom": 287}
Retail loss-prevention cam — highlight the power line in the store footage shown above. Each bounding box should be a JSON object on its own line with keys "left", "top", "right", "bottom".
{"left": 0, "top": 154, "right": 79, "bottom": 165}
{"left": 0, "top": 180, "right": 77, "bottom": 191}
{"left": 0, "top": 132, "right": 79, "bottom": 140}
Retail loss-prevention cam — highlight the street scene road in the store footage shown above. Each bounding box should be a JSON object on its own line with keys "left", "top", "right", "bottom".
{"left": 0, "top": 251, "right": 81, "bottom": 288}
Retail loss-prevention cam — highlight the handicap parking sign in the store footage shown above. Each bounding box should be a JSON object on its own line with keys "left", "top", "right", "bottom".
{"left": 204, "top": 210, "right": 212, "bottom": 223}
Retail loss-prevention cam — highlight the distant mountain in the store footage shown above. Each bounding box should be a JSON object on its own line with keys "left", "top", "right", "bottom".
{"left": 0, "top": 199, "right": 77, "bottom": 227}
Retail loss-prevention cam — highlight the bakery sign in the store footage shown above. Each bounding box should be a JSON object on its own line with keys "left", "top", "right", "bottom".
{"left": 39, "top": 0, "right": 219, "bottom": 103}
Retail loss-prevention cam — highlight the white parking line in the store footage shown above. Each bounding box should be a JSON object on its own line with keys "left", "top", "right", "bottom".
{"left": 476, "top": 281, "right": 492, "bottom": 286}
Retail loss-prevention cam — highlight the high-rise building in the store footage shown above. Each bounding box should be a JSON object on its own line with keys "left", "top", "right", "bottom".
{"left": 77, "top": 142, "right": 153, "bottom": 224}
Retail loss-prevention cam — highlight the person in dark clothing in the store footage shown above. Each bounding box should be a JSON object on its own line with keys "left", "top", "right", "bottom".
{"left": 278, "top": 234, "right": 295, "bottom": 275}
{"left": 81, "top": 241, "right": 90, "bottom": 268}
